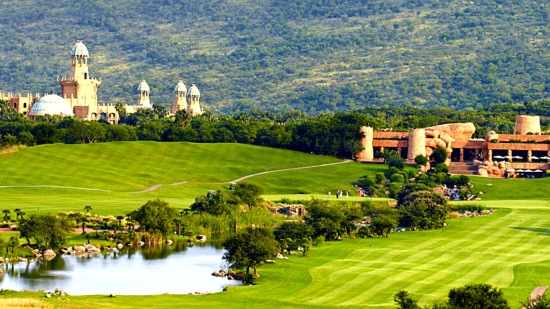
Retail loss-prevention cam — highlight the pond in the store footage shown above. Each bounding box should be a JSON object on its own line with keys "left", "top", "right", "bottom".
{"left": 0, "top": 242, "right": 243, "bottom": 295}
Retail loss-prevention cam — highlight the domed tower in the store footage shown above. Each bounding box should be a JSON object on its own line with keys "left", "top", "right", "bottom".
{"left": 137, "top": 80, "right": 151, "bottom": 107}
{"left": 186, "top": 84, "right": 202, "bottom": 116}
{"left": 58, "top": 41, "right": 101, "bottom": 108}
{"left": 171, "top": 81, "right": 187, "bottom": 114}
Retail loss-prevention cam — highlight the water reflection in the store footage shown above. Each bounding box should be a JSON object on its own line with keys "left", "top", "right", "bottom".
{"left": 0, "top": 242, "right": 241, "bottom": 295}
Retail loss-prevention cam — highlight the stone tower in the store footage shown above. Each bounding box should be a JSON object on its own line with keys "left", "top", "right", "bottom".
{"left": 514, "top": 115, "right": 541, "bottom": 135}
{"left": 136, "top": 80, "right": 151, "bottom": 107}
{"left": 186, "top": 84, "right": 202, "bottom": 116}
{"left": 356, "top": 126, "right": 374, "bottom": 161}
{"left": 171, "top": 81, "right": 187, "bottom": 114}
{"left": 58, "top": 41, "right": 101, "bottom": 107}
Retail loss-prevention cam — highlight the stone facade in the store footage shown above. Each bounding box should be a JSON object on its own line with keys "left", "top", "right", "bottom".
{"left": 356, "top": 126, "right": 373, "bottom": 161}
{"left": 407, "top": 128, "right": 426, "bottom": 160}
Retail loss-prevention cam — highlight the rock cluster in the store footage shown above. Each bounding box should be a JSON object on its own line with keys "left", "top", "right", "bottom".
{"left": 475, "top": 159, "right": 511, "bottom": 177}
{"left": 273, "top": 204, "right": 307, "bottom": 217}
{"left": 60, "top": 244, "right": 101, "bottom": 256}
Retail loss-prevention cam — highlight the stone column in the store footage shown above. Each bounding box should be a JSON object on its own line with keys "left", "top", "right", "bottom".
{"left": 514, "top": 115, "right": 541, "bottom": 135}
{"left": 356, "top": 126, "right": 374, "bottom": 161}
{"left": 488, "top": 149, "right": 492, "bottom": 162}
{"left": 407, "top": 129, "right": 426, "bottom": 160}
{"left": 397, "top": 147, "right": 402, "bottom": 156}
{"left": 459, "top": 148, "right": 464, "bottom": 162}
{"left": 508, "top": 149, "right": 512, "bottom": 162}
{"left": 528, "top": 150, "right": 532, "bottom": 162}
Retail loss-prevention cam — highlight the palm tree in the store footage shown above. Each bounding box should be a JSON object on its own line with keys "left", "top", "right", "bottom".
{"left": 116, "top": 216, "right": 125, "bottom": 226}
{"left": 173, "top": 217, "right": 182, "bottom": 235}
{"left": 18, "top": 211, "right": 25, "bottom": 220}
{"left": 8, "top": 235, "right": 19, "bottom": 254}
{"left": 76, "top": 215, "right": 88, "bottom": 234}
{"left": 84, "top": 205, "right": 93, "bottom": 215}
{"left": 2, "top": 210, "right": 10, "bottom": 222}
{"left": 92, "top": 225, "right": 101, "bottom": 238}
{"left": 101, "top": 218, "right": 110, "bottom": 229}
{"left": 13, "top": 208, "right": 21, "bottom": 220}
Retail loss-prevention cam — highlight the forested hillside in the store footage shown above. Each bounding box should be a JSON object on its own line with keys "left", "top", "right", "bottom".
{"left": 2, "top": 0, "right": 550, "bottom": 114}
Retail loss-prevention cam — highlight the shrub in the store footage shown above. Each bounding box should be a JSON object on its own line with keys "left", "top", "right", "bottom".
{"left": 431, "top": 147, "right": 448, "bottom": 165}
{"left": 417, "top": 173, "right": 429, "bottom": 182}
{"left": 434, "top": 163, "right": 449, "bottom": 174}
{"left": 448, "top": 211, "right": 460, "bottom": 219}
{"left": 388, "top": 182, "right": 402, "bottom": 198}
{"left": 314, "top": 236, "right": 325, "bottom": 247}
{"left": 388, "top": 156, "right": 405, "bottom": 170}
{"left": 375, "top": 172, "right": 385, "bottom": 184}
{"left": 359, "top": 175, "right": 376, "bottom": 193}
{"left": 452, "top": 203, "right": 487, "bottom": 212}
{"left": 447, "top": 283, "right": 509, "bottom": 309}
{"left": 414, "top": 154, "right": 428, "bottom": 166}
{"left": 490, "top": 139, "right": 499, "bottom": 143}
{"left": 390, "top": 174, "right": 405, "bottom": 184}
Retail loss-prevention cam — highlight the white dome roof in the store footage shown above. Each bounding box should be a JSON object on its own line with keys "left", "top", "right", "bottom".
{"left": 137, "top": 80, "right": 150, "bottom": 92}
{"left": 71, "top": 41, "right": 89, "bottom": 57}
{"left": 174, "top": 81, "right": 187, "bottom": 93}
{"left": 187, "top": 84, "right": 200, "bottom": 97}
{"left": 30, "top": 94, "right": 74, "bottom": 116}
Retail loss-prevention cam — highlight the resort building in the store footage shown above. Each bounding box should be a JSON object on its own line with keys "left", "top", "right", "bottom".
{"left": 1, "top": 41, "right": 203, "bottom": 123}
{"left": 357, "top": 115, "right": 550, "bottom": 178}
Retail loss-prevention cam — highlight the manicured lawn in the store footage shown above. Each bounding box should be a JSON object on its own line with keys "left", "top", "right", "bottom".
{"left": 2, "top": 142, "right": 550, "bottom": 308}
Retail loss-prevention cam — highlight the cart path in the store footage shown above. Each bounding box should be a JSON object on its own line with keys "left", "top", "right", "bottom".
{"left": 0, "top": 160, "right": 352, "bottom": 193}
{"left": 225, "top": 159, "right": 353, "bottom": 184}
{"left": 522, "top": 286, "right": 549, "bottom": 309}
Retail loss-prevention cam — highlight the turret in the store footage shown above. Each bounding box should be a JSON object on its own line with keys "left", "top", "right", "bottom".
{"left": 171, "top": 81, "right": 187, "bottom": 114}
{"left": 137, "top": 80, "right": 151, "bottom": 107}
{"left": 70, "top": 41, "right": 90, "bottom": 80}
{"left": 186, "top": 84, "right": 202, "bottom": 116}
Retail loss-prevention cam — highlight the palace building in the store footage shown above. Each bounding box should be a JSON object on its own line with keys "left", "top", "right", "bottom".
{"left": 0, "top": 41, "right": 203, "bottom": 123}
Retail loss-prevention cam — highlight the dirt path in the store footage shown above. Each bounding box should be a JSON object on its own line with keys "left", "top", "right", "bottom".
{"left": 225, "top": 160, "right": 352, "bottom": 183}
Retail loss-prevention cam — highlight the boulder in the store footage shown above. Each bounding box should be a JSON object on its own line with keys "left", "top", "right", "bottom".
{"left": 165, "top": 240, "right": 173, "bottom": 245}
{"left": 73, "top": 245, "right": 85, "bottom": 253}
{"left": 45, "top": 294, "right": 51, "bottom": 298}
{"left": 485, "top": 131, "right": 499, "bottom": 142}
{"left": 43, "top": 249, "right": 56, "bottom": 257}
{"left": 265, "top": 260, "right": 276, "bottom": 263}
{"left": 276, "top": 253, "right": 284, "bottom": 259}
{"left": 252, "top": 273, "right": 260, "bottom": 279}
{"left": 425, "top": 129, "right": 440, "bottom": 138}
{"left": 116, "top": 243, "right": 123, "bottom": 250}
{"left": 426, "top": 123, "right": 475, "bottom": 142}
{"left": 435, "top": 138, "right": 447, "bottom": 148}
{"left": 196, "top": 235, "right": 207, "bottom": 242}
{"left": 426, "top": 139, "right": 437, "bottom": 148}
{"left": 478, "top": 168, "right": 488, "bottom": 177}
{"left": 425, "top": 147, "right": 433, "bottom": 157}
{"left": 229, "top": 271, "right": 236, "bottom": 277}
{"left": 440, "top": 133, "right": 455, "bottom": 144}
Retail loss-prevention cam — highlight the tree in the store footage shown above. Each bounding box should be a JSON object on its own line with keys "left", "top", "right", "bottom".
{"left": 18, "top": 214, "right": 71, "bottom": 249}
{"left": 446, "top": 284, "right": 510, "bottom": 309}
{"left": 234, "top": 182, "right": 265, "bottom": 210}
{"left": 76, "top": 214, "right": 88, "bottom": 234}
{"left": 431, "top": 147, "right": 448, "bottom": 165}
{"left": 190, "top": 190, "right": 239, "bottom": 215}
{"left": 13, "top": 208, "right": 21, "bottom": 220}
{"left": 84, "top": 205, "right": 92, "bottom": 215}
{"left": 399, "top": 190, "right": 449, "bottom": 230}
{"left": 394, "top": 290, "right": 421, "bottom": 309}
{"left": 8, "top": 235, "right": 19, "bottom": 254}
{"left": 132, "top": 199, "right": 178, "bottom": 238}
{"left": 368, "top": 206, "right": 399, "bottom": 238}
{"left": 388, "top": 155, "right": 405, "bottom": 170}
{"left": 273, "top": 222, "right": 314, "bottom": 242}
{"left": 2, "top": 209, "right": 11, "bottom": 221}
{"left": 223, "top": 227, "right": 279, "bottom": 276}
{"left": 92, "top": 225, "right": 101, "bottom": 237}
{"left": 304, "top": 199, "right": 346, "bottom": 240}
{"left": 116, "top": 216, "right": 125, "bottom": 225}
{"left": 300, "top": 237, "right": 313, "bottom": 256}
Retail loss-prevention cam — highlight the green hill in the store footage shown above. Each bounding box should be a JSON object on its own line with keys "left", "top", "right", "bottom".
{"left": 2, "top": 0, "right": 550, "bottom": 113}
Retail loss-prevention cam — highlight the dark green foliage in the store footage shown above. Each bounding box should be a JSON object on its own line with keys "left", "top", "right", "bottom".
{"left": 388, "top": 156, "right": 406, "bottom": 170}
{"left": 394, "top": 290, "right": 421, "bottom": 309}
{"left": 375, "top": 172, "right": 385, "bottom": 184}
{"left": 431, "top": 147, "right": 448, "bottom": 165}
{"left": 447, "top": 283, "right": 510, "bottom": 309}
{"left": 304, "top": 199, "right": 347, "bottom": 240}
{"left": 190, "top": 190, "right": 239, "bottom": 215}
{"left": 434, "top": 163, "right": 449, "bottom": 174}
{"left": 273, "top": 222, "right": 314, "bottom": 242}
{"left": 128, "top": 199, "right": 177, "bottom": 238}
{"left": 414, "top": 155, "right": 428, "bottom": 166}
{"left": 369, "top": 206, "right": 399, "bottom": 238}
{"left": 397, "top": 183, "right": 433, "bottom": 205}
{"left": 18, "top": 214, "right": 72, "bottom": 249}
{"left": 222, "top": 227, "right": 279, "bottom": 275}
{"left": 234, "top": 182, "right": 265, "bottom": 210}
{"left": 390, "top": 174, "right": 405, "bottom": 184}
{"left": 359, "top": 175, "right": 376, "bottom": 194}
{"left": 399, "top": 190, "right": 449, "bottom": 230}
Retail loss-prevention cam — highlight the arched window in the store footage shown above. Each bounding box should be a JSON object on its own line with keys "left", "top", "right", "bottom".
{"left": 84, "top": 73, "right": 88, "bottom": 79}
{"left": 23, "top": 103, "right": 27, "bottom": 108}
{"left": 13, "top": 103, "right": 17, "bottom": 108}
{"left": 100, "top": 113, "right": 107, "bottom": 120}
{"left": 109, "top": 113, "right": 116, "bottom": 118}
{"left": 91, "top": 113, "right": 97, "bottom": 118}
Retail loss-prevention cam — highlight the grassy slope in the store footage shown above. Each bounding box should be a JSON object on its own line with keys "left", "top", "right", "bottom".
{"left": 2, "top": 143, "right": 550, "bottom": 307}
